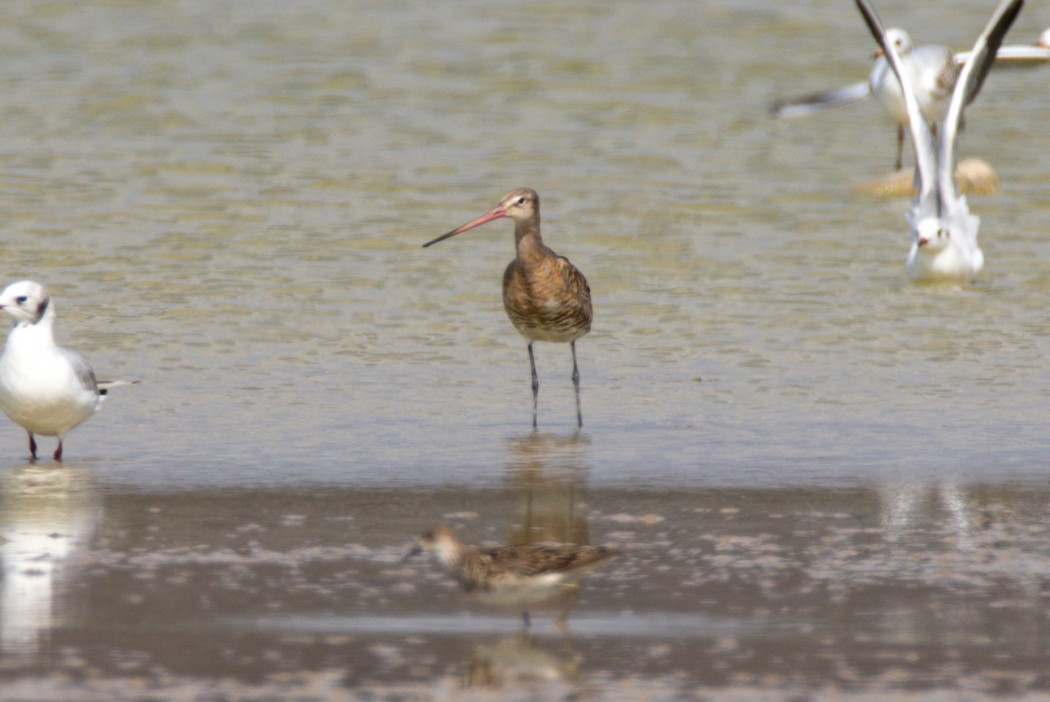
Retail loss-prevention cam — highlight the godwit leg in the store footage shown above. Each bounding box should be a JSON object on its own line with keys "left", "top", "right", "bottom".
{"left": 571, "top": 340, "right": 582, "bottom": 428}
{"left": 522, "top": 610, "right": 531, "bottom": 628}
{"left": 27, "top": 433, "right": 38, "bottom": 461}
{"left": 53, "top": 439, "right": 64, "bottom": 462}
{"left": 528, "top": 342, "right": 539, "bottom": 428}
{"left": 895, "top": 125, "right": 904, "bottom": 171}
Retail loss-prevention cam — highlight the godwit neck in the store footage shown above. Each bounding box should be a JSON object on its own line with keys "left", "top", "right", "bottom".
{"left": 500, "top": 188, "right": 552, "bottom": 266}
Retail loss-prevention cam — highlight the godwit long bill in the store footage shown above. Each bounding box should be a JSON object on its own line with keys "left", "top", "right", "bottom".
{"left": 423, "top": 188, "right": 592, "bottom": 428}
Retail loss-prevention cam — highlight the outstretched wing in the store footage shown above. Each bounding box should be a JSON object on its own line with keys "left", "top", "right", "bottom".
{"left": 939, "top": 0, "right": 1023, "bottom": 204}
{"left": 770, "top": 82, "right": 872, "bottom": 118}
{"left": 855, "top": 0, "right": 938, "bottom": 220}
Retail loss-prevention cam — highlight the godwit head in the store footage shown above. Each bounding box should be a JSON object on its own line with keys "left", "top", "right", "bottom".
{"left": 423, "top": 188, "right": 539, "bottom": 248}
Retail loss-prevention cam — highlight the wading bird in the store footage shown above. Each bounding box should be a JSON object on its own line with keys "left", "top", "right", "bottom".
{"left": 854, "top": 0, "right": 1023, "bottom": 282}
{"left": 772, "top": 16, "right": 1046, "bottom": 171}
{"left": 404, "top": 523, "right": 620, "bottom": 628}
{"left": 424, "top": 188, "right": 592, "bottom": 428}
{"left": 0, "top": 281, "right": 134, "bottom": 461}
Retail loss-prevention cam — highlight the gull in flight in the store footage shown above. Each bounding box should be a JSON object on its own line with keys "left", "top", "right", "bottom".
{"left": 854, "top": 0, "right": 1024, "bottom": 283}
{"left": 772, "top": 21, "right": 1047, "bottom": 171}
{"left": 0, "top": 281, "right": 135, "bottom": 461}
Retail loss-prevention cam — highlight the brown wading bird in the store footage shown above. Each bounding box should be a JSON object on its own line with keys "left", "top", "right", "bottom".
{"left": 404, "top": 523, "right": 620, "bottom": 628}
{"left": 424, "top": 188, "right": 592, "bottom": 428}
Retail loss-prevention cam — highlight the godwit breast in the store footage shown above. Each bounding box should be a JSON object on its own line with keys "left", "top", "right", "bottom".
{"left": 0, "top": 281, "right": 135, "bottom": 461}
{"left": 404, "top": 523, "right": 620, "bottom": 628}
{"left": 424, "top": 188, "right": 592, "bottom": 428}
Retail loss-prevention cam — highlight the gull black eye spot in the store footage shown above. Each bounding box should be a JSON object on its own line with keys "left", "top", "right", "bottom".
{"left": 15, "top": 296, "right": 27, "bottom": 304}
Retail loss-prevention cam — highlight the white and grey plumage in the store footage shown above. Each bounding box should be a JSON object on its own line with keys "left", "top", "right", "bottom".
{"left": 772, "top": 29, "right": 956, "bottom": 171}
{"left": 0, "top": 281, "right": 131, "bottom": 461}
{"left": 855, "top": 0, "right": 1024, "bottom": 283}
{"left": 772, "top": 20, "right": 1046, "bottom": 171}
{"left": 870, "top": 30, "right": 958, "bottom": 171}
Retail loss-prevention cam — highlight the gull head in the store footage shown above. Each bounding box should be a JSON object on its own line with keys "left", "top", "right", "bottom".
{"left": 907, "top": 214, "right": 983, "bottom": 283}
{"left": 914, "top": 218, "right": 950, "bottom": 250}
{"left": 874, "top": 28, "right": 913, "bottom": 59}
{"left": 0, "top": 281, "right": 52, "bottom": 326}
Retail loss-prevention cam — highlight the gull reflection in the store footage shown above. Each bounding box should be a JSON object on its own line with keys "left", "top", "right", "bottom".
{"left": 0, "top": 464, "right": 100, "bottom": 657}
{"left": 879, "top": 481, "right": 976, "bottom": 549}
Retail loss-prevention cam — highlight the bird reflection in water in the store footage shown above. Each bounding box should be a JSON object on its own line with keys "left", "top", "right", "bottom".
{"left": 462, "top": 633, "right": 581, "bottom": 690}
{"left": 0, "top": 464, "right": 99, "bottom": 658}
{"left": 505, "top": 431, "right": 592, "bottom": 549}
{"left": 404, "top": 432, "right": 619, "bottom": 628}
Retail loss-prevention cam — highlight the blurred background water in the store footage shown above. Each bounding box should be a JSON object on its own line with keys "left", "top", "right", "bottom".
{"left": 0, "top": 0, "right": 1049, "bottom": 699}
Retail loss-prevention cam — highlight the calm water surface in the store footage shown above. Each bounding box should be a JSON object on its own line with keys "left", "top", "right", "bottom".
{"left": 1, "top": 0, "right": 1049, "bottom": 699}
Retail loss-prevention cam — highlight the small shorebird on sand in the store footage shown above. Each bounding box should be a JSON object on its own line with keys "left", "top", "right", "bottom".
{"left": 0, "top": 281, "right": 135, "bottom": 461}
{"left": 424, "top": 188, "right": 592, "bottom": 428}
{"left": 404, "top": 523, "right": 620, "bottom": 628}
{"left": 855, "top": 0, "right": 1023, "bottom": 283}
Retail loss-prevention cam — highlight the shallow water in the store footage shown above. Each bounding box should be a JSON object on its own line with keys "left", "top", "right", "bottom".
{"left": 1, "top": 0, "right": 1049, "bottom": 699}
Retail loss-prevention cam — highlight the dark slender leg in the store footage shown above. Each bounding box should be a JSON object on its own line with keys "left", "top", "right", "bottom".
{"left": 895, "top": 125, "right": 904, "bottom": 171}
{"left": 522, "top": 610, "right": 531, "bottom": 628}
{"left": 571, "top": 340, "right": 582, "bottom": 428}
{"left": 556, "top": 586, "right": 580, "bottom": 629}
{"left": 28, "top": 433, "right": 37, "bottom": 462}
{"left": 53, "top": 440, "right": 63, "bottom": 462}
{"left": 528, "top": 342, "right": 539, "bottom": 428}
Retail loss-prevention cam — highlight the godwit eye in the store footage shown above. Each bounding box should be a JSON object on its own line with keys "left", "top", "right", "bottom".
{"left": 517, "top": 197, "right": 526, "bottom": 205}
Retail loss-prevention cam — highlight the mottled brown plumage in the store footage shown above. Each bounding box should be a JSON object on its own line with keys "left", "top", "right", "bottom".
{"left": 424, "top": 188, "right": 592, "bottom": 427}
{"left": 405, "top": 523, "right": 620, "bottom": 627}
